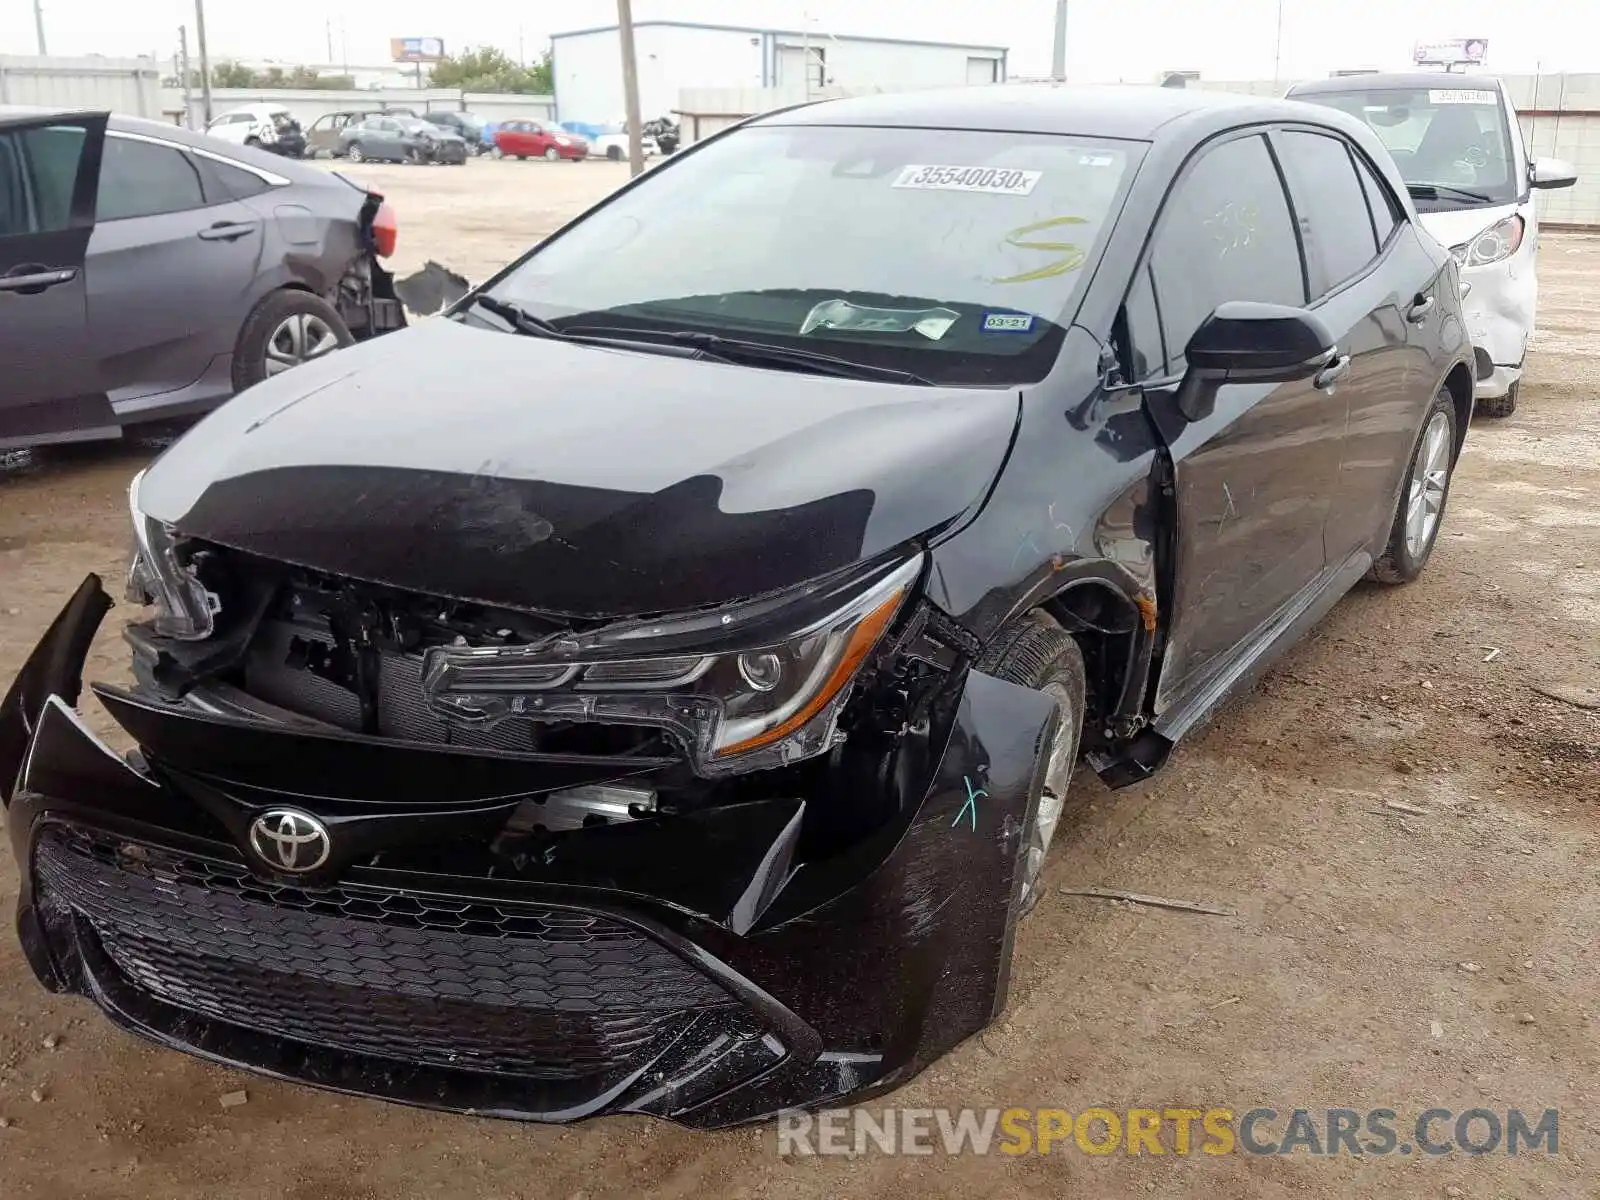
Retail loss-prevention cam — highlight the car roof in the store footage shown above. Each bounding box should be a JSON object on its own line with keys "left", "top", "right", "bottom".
{"left": 756, "top": 84, "right": 1346, "bottom": 143}
{"left": 1287, "top": 72, "right": 1504, "bottom": 96}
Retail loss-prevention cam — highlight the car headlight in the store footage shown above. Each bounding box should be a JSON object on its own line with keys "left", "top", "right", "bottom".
{"left": 1450, "top": 214, "right": 1525, "bottom": 268}
{"left": 422, "top": 554, "right": 923, "bottom": 775}
{"left": 124, "top": 469, "right": 217, "bottom": 641}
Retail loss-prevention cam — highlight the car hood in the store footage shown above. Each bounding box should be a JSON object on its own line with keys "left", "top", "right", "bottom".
{"left": 138, "top": 318, "right": 1022, "bottom": 619}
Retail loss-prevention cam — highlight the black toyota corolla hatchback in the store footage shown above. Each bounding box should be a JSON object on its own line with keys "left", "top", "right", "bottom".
{"left": 2, "top": 86, "right": 1474, "bottom": 1126}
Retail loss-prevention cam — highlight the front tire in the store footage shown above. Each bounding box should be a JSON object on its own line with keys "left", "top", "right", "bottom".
{"left": 345, "top": 142, "right": 365, "bottom": 163}
{"left": 978, "top": 611, "right": 1086, "bottom": 916}
{"left": 606, "top": 145, "right": 623, "bottom": 161}
{"left": 232, "top": 291, "right": 354, "bottom": 393}
{"left": 1476, "top": 380, "right": 1518, "bottom": 418}
{"left": 544, "top": 147, "right": 561, "bottom": 162}
{"left": 1368, "top": 389, "right": 1458, "bottom": 584}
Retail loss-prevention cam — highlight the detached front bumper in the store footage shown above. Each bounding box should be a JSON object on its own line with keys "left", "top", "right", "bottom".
{"left": 1, "top": 577, "right": 1057, "bottom": 1127}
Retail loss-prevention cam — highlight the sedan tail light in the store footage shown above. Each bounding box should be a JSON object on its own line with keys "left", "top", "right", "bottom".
{"left": 371, "top": 201, "right": 398, "bottom": 258}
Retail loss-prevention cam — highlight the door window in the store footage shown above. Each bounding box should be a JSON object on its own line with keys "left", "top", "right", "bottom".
{"left": 97, "top": 136, "right": 206, "bottom": 221}
{"left": 1275, "top": 130, "right": 1380, "bottom": 295}
{"left": 1147, "top": 133, "right": 1305, "bottom": 373}
{"left": 194, "top": 154, "right": 271, "bottom": 202}
{"left": 19, "top": 125, "right": 88, "bottom": 232}
{"left": 1350, "top": 150, "right": 1401, "bottom": 248}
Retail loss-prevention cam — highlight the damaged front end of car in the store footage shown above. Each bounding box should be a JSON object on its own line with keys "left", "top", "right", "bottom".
{"left": 1, "top": 482, "right": 1061, "bottom": 1127}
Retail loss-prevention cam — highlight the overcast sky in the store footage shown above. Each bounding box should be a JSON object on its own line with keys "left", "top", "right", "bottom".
{"left": 6, "top": 0, "right": 1586, "bottom": 81}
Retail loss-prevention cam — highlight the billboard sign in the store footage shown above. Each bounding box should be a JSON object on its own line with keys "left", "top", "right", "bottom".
{"left": 391, "top": 37, "right": 445, "bottom": 63}
{"left": 1413, "top": 38, "right": 1488, "bottom": 67}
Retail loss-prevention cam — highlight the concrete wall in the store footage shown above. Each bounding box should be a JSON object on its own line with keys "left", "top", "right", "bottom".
{"left": 158, "top": 87, "right": 555, "bottom": 130}
{"left": 0, "top": 55, "right": 160, "bottom": 117}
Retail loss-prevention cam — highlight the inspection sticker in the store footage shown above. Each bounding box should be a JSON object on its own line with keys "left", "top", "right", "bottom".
{"left": 1430, "top": 89, "right": 1497, "bottom": 105}
{"left": 982, "top": 311, "right": 1036, "bottom": 333}
{"left": 893, "top": 165, "right": 1042, "bottom": 195}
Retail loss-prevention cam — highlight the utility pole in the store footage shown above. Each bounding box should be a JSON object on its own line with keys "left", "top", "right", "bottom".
{"left": 33, "top": 0, "right": 47, "bottom": 54}
{"left": 1051, "top": 0, "right": 1067, "bottom": 81}
{"left": 616, "top": 0, "right": 645, "bottom": 176}
{"left": 1271, "top": 0, "right": 1285, "bottom": 87}
{"left": 802, "top": 16, "right": 811, "bottom": 100}
{"left": 193, "top": 0, "right": 214, "bottom": 125}
{"left": 326, "top": 19, "right": 334, "bottom": 65}
{"left": 178, "top": 26, "right": 194, "bottom": 128}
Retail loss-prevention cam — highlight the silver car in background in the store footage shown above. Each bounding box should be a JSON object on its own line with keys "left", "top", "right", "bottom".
{"left": 0, "top": 107, "right": 405, "bottom": 450}
{"left": 1289, "top": 73, "right": 1577, "bottom": 417}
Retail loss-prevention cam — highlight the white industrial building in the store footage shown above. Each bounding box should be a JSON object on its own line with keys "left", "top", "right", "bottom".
{"left": 550, "top": 20, "right": 1008, "bottom": 123}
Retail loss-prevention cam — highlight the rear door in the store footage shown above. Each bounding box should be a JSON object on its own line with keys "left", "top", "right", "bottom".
{"left": 0, "top": 112, "right": 108, "bottom": 448}
{"left": 1272, "top": 127, "right": 1431, "bottom": 562}
{"left": 84, "top": 130, "right": 269, "bottom": 409}
{"left": 1126, "top": 129, "right": 1349, "bottom": 714}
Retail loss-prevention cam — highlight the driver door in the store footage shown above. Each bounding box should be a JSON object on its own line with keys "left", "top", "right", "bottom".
{"left": 0, "top": 112, "right": 109, "bottom": 449}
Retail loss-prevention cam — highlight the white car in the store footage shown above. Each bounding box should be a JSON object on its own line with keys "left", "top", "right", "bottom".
{"left": 591, "top": 125, "right": 660, "bottom": 162}
{"left": 205, "top": 104, "right": 307, "bottom": 158}
{"left": 1290, "top": 73, "right": 1576, "bottom": 416}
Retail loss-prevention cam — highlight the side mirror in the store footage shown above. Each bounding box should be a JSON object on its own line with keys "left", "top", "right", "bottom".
{"left": 1530, "top": 157, "right": 1578, "bottom": 190}
{"left": 1177, "top": 302, "right": 1336, "bottom": 422}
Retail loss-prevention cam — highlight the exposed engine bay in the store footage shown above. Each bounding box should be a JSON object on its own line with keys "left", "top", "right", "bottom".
{"left": 125, "top": 540, "right": 964, "bottom": 867}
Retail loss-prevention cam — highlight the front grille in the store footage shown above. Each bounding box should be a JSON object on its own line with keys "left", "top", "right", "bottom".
{"left": 36, "top": 827, "right": 730, "bottom": 1080}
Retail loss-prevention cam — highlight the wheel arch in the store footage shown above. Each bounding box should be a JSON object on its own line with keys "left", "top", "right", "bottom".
{"left": 1440, "top": 359, "right": 1475, "bottom": 456}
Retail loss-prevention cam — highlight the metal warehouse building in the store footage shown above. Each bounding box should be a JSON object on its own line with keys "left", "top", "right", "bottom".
{"left": 550, "top": 20, "right": 1008, "bottom": 123}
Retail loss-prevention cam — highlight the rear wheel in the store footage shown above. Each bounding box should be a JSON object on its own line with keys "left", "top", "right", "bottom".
{"left": 1476, "top": 380, "right": 1518, "bottom": 419}
{"left": 977, "top": 611, "right": 1086, "bottom": 916}
{"left": 232, "top": 291, "right": 354, "bottom": 393}
{"left": 606, "top": 145, "right": 623, "bottom": 161}
{"left": 1369, "top": 389, "right": 1458, "bottom": 583}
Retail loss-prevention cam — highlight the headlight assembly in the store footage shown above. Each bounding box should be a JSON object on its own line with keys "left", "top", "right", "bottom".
{"left": 124, "top": 469, "right": 218, "bottom": 641}
{"left": 1450, "top": 214, "right": 1525, "bottom": 268}
{"left": 422, "top": 554, "right": 924, "bottom": 775}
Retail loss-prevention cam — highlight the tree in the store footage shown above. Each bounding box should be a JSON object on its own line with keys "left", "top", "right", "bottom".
{"left": 211, "top": 61, "right": 257, "bottom": 88}
{"left": 429, "top": 45, "right": 552, "bottom": 94}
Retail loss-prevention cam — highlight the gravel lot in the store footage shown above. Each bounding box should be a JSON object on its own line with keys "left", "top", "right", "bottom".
{"left": 1, "top": 158, "right": 1596, "bottom": 1199}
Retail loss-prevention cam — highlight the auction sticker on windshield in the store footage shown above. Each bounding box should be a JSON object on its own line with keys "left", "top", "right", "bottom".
{"left": 1430, "top": 89, "right": 1497, "bottom": 105}
{"left": 893, "top": 165, "right": 1042, "bottom": 195}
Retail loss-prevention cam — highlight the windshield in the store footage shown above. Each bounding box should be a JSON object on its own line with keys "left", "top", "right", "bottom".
{"left": 271, "top": 111, "right": 298, "bottom": 132}
{"left": 1295, "top": 86, "right": 1519, "bottom": 208}
{"left": 478, "top": 124, "right": 1137, "bottom": 385}
{"left": 398, "top": 119, "right": 432, "bottom": 134}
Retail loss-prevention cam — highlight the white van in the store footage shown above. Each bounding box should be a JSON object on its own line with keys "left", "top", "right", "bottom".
{"left": 206, "top": 104, "right": 307, "bottom": 159}
{"left": 1289, "top": 73, "right": 1576, "bottom": 416}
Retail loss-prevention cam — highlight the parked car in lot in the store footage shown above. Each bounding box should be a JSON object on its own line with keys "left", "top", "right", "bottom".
{"left": 0, "top": 106, "right": 404, "bottom": 450}
{"left": 493, "top": 119, "right": 588, "bottom": 160}
{"left": 339, "top": 115, "right": 467, "bottom": 164}
{"left": 591, "top": 123, "right": 660, "bottom": 161}
{"left": 1289, "top": 73, "right": 1576, "bottom": 416}
{"left": 205, "top": 104, "right": 306, "bottom": 157}
{"left": 423, "top": 109, "right": 491, "bottom": 154}
{"left": 303, "top": 109, "right": 382, "bottom": 159}
{"left": 3, "top": 86, "right": 1474, "bottom": 1127}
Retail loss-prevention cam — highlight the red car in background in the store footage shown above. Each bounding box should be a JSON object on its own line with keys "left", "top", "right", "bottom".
{"left": 493, "top": 120, "right": 589, "bottom": 161}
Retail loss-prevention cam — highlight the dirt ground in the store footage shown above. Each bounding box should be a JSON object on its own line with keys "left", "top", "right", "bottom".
{"left": 0, "top": 159, "right": 1596, "bottom": 1199}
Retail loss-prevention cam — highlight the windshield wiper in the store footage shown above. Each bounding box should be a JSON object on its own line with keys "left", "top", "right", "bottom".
{"left": 1407, "top": 182, "right": 1495, "bottom": 204}
{"left": 463, "top": 294, "right": 573, "bottom": 340}
{"left": 558, "top": 325, "right": 934, "bottom": 386}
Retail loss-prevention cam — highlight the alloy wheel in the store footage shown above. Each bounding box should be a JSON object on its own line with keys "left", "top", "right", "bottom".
{"left": 264, "top": 314, "right": 341, "bottom": 376}
{"left": 346, "top": 143, "right": 364, "bottom": 163}
{"left": 1020, "top": 680, "right": 1079, "bottom": 914}
{"left": 1404, "top": 410, "right": 1452, "bottom": 559}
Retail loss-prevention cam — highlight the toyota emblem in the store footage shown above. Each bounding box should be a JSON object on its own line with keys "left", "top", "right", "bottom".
{"left": 248, "top": 809, "right": 332, "bottom": 873}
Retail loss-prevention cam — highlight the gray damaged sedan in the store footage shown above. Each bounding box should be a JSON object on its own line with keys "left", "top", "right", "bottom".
{"left": 0, "top": 107, "right": 406, "bottom": 450}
